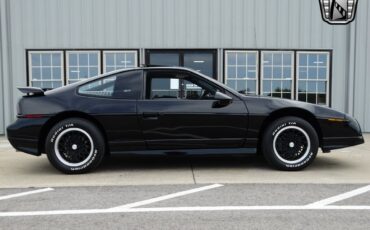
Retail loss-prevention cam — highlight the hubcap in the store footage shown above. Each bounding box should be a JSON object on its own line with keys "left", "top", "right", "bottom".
{"left": 273, "top": 126, "right": 311, "bottom": 164}
{"left": 54, "top": 128, "right": 94, "bottom": 167}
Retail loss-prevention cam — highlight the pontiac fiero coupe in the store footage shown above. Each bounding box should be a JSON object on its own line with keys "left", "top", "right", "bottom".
{"left": 7, "top": 67, "right": 364, "bottom": 173}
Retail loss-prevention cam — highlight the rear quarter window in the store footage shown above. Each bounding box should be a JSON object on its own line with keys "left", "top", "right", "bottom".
{"left": 78, "top": 70, "right": 142, "bottom": 99}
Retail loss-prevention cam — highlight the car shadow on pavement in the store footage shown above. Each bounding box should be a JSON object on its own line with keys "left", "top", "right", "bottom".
{"left": 96, "top": 154, "right": 354, "bottom": 172}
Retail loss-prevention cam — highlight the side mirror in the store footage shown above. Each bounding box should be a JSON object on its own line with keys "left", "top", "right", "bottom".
{"left": 213, "top": 91, "right": 232, "bottom": 107}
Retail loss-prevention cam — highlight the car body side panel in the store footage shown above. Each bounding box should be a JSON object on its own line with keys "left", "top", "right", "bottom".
{"left": 137, "top": 99, "right": 248, "bottom": 150}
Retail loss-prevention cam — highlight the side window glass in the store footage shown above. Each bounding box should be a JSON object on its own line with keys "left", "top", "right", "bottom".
{"left": 78, "top": 70, "right": 141, "bottom": 99}
{"left": 150, "top": 77, "right": 181, "bottom": 99}
{"left": 147, "top": 72, "right": 217, "bottom": 100}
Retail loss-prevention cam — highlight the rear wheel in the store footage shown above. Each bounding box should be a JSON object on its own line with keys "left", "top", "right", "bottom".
{"left": 45, "top": 118, "right": 105, "bottom": 174}
{"left": 261, "top": 116, "right": 319, "bottom": 170}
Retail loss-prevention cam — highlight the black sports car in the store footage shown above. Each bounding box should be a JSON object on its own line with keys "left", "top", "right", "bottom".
{"left": 7, "top": 67, "right": 364, "bottom": 173}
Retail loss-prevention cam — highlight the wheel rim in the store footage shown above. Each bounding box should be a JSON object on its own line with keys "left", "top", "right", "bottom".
{"left": 54, "top": 128, "right": 94, "bottom": 167}
{"left": 272, "top": 126, "right": 311, "bottom": 164}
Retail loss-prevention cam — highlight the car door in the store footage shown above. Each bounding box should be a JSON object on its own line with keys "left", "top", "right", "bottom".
{"left": 137, "top": 69, "right": 249, "bottom": 150}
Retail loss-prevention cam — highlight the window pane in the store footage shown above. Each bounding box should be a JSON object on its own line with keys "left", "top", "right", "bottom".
{"left": 31, "top": 54, "right": 41, "bottom": 66}
{"left": 264, "top": 67, "right": 272, "bottom": 79}
{"left": 237, "top": 66, "right": 246, "bottom": 78}
{"left": 42, "top": 67, "right": 51, "bottom": 79}
{"left": 263, "top": 53, "right": 272, "bottom": 65}
{"left": 247, "top": 67, "right": 256, "bottom": 78}
{"left": 282, "top": 67, "right": 291, "bottom": 78}
{"left": 247, "top": 53, "right": 256, "bottom": 65}
{"left": 318, "top": 67, "right": 327, "bottom": 79}
{"left": 69, "top": 54, "right": 78, "bottom": 66}
{"left": 79, "top": 53, "right": 88, "bottom": 66}
{"left": 283, "top": 53, "right": 291, "bottom": 65}
{"left": 282, "top": 93, "right": 291, "bottom": 99}
{"left": 236, "top": 80, "right": 247, "bottom": 92}
{"left": 116, "top": 53, "right": 125, "bottom": 66}
{"left": 32, "top": 67, "right": 41, "bottom": 79}
{"left": 69, "top": 67, "right": 78, "bottom": 79}
{"left": 308, "top": 54, "right": 317, "bottom": 66}
{"left": 317, "top": 94, "right": 326, "bottom": 105}
{"left": 106, "top": 54, "right": 114, "bottom": 66}
{"left": 227, "top": 66, "right": 236, "bottom": 78}
{"left": 308, "top": 67, "right": 317, "bottom": 79}
{"left": 52, "top": 53, "right": 61, "bottom": 66}
{"left": 227, "top": 52, "right": 237, "bottom": 65}
{"left": 273, "top": 53, "right": 282, "bottom": 65}
{"left": 237, "top": 53, "right": 246, "bottom": 65}
{"left": 247, "top": 80, "right": 256, "bottom": 93}
{"left": 106, "top": 67, "right": 115, "bottom": 73}
{"left": 263, "top": 80, "right": 271, "bottom": 93}
{"left": 307, "top": 81, "right": 316, "bottom": 92}
{"left": 307, "top": 93, "right": 316, "bottom": 104}
{"left": 273, "top": 67, "right": 282, "bottom": 79}
{"left": 126, "top": 53, "right": 136, "bottom": 66}
{"left": 298, "top": 81, "right": 306, "bottom": 92}
{"left": 41, "top": 54, "right": 51, "bottom": 66}
{"left": 90, "top": 67, "right": 99, "bottom": 77}
{"left": 52, "top": 67, "right": 61, "bottom": 80}
{"left": 318, "top": 54, "right": 327, "bottom": 66}
{"left": 89, "top": 53, "right": 98, "bottom": 65}
{"left": 227, "top": 79, "right": 236, "bottom": 89}
{"left": 282, "top": 80, "right": 291, "bottom": 92}
{"left": 299, "top": 54, "right": 307, "bottom": 66}
{"left": 299, "top": 67, "right": 307, "bottom": 79}
{"left": 298, "top": 93, "right": 306, "bottom": 102}
{"left": 79, "top": 67, "right": 89, "bottom": 78}
{"left": 272, "top": 80, "right": 281, "bottom": 92}
{"left": 317, "top": 81, "right": 326, "bottom": 93}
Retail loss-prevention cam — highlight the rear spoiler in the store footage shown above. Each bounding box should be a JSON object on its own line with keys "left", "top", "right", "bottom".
{"left": 18, "top": 87, "right": 45, "bottom": 96}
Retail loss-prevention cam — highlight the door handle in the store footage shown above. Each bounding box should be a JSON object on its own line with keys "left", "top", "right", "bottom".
{"left": 142, "top": 112, "right": 159, "bottom": 120}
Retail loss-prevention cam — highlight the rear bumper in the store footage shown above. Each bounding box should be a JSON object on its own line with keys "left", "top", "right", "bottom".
{"left": 7, "top": 136, "right": 40, "bottom": 156}
{"left": 6, "top": 118, "right": 48, "bottom": 156}
{"left": 321, "top": 136, "right": 365, "bottom": 152}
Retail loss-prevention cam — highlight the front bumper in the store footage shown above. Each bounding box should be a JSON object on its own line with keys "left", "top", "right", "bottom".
{"left": 321, "top": 136, "right": 364, "bottom": 152}
{"left": 319, "top": 114, "right": 364, "bottom": 152}
{"left": 7, "top": 118, "right": 49, "bottom": 156}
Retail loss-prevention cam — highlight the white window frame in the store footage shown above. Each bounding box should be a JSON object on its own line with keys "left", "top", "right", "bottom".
{"left": 261, "top": 51, "right": 294, "bottom": 99}
{"left": 296, "top": 51, "right": 330, "bottom": 106}
{"left": 224, "top": 50, "right": 259, "bottom": 95}
{"left": 66, "top": 50, "right": 101, "bottom": 84}
{"left": 103, "top": 50, "right": 138, "bottom": 73}
{"left": 28, "top": 50, "right": 64, "bottom": 88}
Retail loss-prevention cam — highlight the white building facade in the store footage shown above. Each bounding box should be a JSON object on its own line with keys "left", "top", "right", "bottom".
{"left": 1, "top": 0, "right": 370, "bottom": 134}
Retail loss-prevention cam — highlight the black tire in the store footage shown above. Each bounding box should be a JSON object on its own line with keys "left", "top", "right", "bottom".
{"left": 261, "top": 116, "right": 319, "bottom": 171}
{"left": 45, "top": 118, "right": 105, "bottom": 174}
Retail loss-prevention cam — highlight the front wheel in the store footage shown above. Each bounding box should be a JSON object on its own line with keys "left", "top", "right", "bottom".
{"left": 45, "top": 118, "right": 105, "bottom": 174}
{"left": 261, "top": 116, "right": 319, "bottom": 171}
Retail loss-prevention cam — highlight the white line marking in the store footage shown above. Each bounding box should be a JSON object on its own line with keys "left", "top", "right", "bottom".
{"left": 306, "top": 185, "right": 370, "bottom": 207}
{"left": 109, "top": 184, "right": 223, "bottom": 210}
{"left": 0, "top": 188, "right": 54, "bottom": 201}
{"left": 1, "top": 205, "right": 370, "bottom": 217}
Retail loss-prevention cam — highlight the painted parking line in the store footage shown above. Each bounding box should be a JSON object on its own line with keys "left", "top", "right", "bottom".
{"left": 1, "top": 184, "right": 370, "bottom": 217}
{"left": 109, "top": 183, "right": 224, "bottom": 210}
{"left": 0, "top": 188, "right": 54, "bottom": 201}
{"left": 1, "top": 205, "right": 370, "bottom": 217}
{"left": 306, "top": 185, "right": 370, "bottom": 207}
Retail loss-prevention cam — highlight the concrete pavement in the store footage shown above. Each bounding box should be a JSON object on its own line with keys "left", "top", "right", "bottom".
{"left": 0, "top": 134, "right": 369, "bottom": 188}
